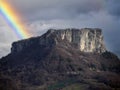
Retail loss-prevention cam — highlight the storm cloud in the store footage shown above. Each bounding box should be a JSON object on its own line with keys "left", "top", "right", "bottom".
{"left": 0, "top": 0, "right": 120, "bottom": 58}
{"left": 6, "top": 0, "right": 105, "bottom": 20}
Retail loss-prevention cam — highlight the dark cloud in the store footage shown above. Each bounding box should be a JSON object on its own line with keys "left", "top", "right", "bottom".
{"left": 105, "top": 0, "right": 120, "bottom": 17}
{"left": 7, "top": 0, "right": 105, "bottom": 21}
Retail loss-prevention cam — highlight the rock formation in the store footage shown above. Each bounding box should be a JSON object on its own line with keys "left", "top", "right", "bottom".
{"left": 0, "top": 28, "right": 120, "bottom": 90}
{"left": 11, "top": 28, "right": 106, "bottom": 53}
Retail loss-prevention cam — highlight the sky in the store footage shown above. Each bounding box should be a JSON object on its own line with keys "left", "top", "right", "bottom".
{"left": 0, "top": 0, "right": 120, "bottom": 58}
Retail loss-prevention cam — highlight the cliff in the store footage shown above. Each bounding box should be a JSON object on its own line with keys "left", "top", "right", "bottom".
{"left": 11, "top": 28, "right": 106, "bottom": 53}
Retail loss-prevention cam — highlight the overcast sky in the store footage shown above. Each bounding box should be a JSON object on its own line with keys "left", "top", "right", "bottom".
{"left": 0, "top": 0, "right": 120, "bottom": 58}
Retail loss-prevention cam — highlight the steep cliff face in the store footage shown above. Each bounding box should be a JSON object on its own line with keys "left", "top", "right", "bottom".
{"left": 11, "top": 28, "right": 106, "bottom": 53}
{"left": 48, "top": 28, "right": 106, "bottom": 53}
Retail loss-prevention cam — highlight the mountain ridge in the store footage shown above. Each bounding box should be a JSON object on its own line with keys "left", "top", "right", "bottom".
{"left": 11, "top": 28, "right": 106, "bottom": 54}
{"left": 0, "top": 28, "right": 120, "bottom": 90}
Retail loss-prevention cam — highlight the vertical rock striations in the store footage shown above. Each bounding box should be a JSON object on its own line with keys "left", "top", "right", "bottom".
{"left": 49, "top": 28, "right": 106, "bottom": 53}
{"left": 11, "top": 28, "right": 106, "bottom": 53}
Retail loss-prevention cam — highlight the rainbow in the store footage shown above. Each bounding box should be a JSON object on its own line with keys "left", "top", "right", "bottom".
{"left": 0, "top": 0, "right": 31, "bottom": 39}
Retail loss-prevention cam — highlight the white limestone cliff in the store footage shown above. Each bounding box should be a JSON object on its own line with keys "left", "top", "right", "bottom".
{"left": 11, "top": 28, "right": 106, "bottom": 53}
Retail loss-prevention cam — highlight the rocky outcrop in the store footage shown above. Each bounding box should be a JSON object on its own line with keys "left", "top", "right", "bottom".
{"left": 48, "top": 28, "right": 106, "bottom": 53}
{"left": 11, "top": 28, "right": 106, "bottom": 53}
